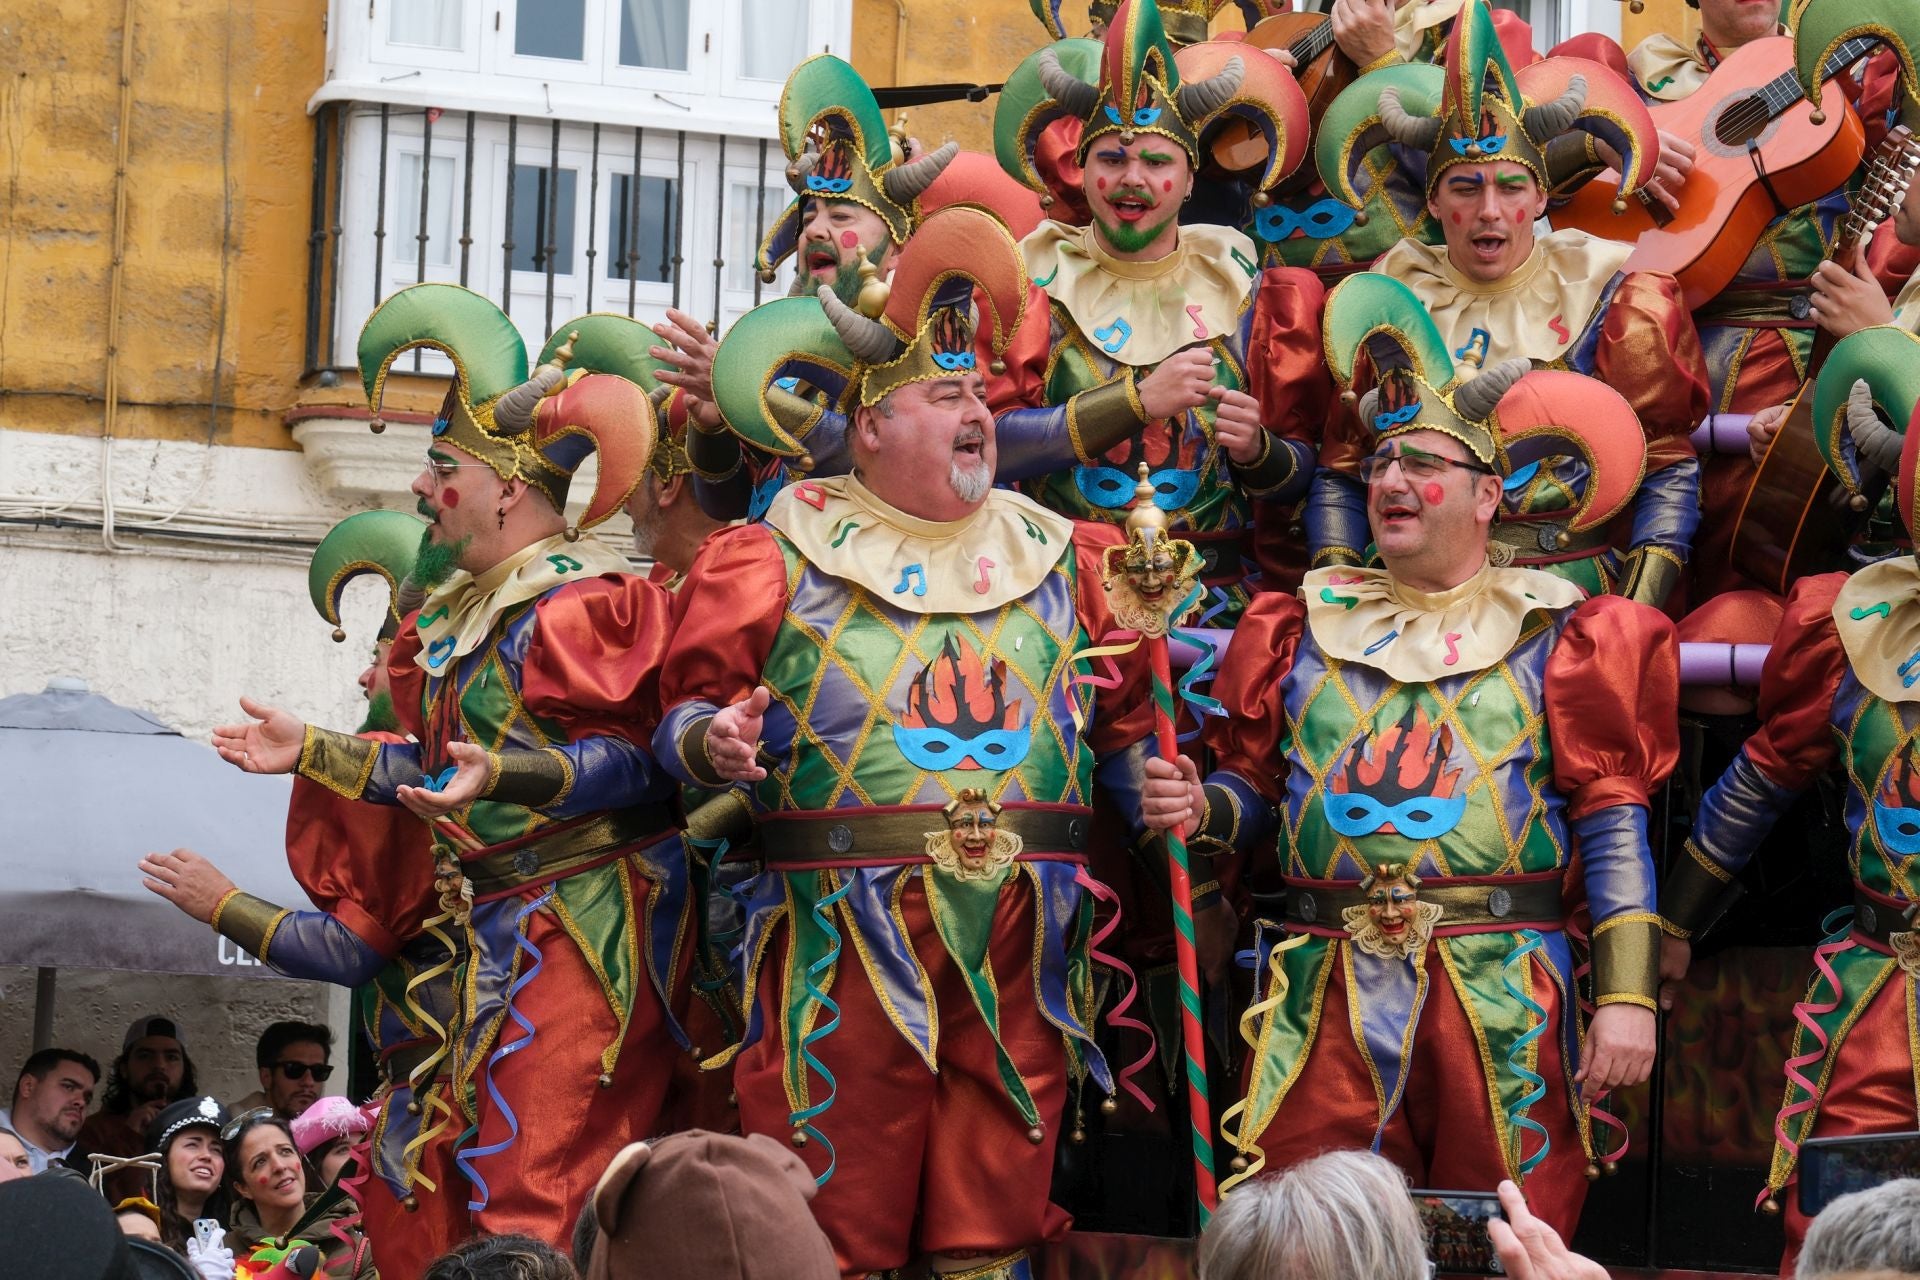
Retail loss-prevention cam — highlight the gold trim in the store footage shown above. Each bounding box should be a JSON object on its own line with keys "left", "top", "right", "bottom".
{"left": 212, "top": 891, "right": 288, "bottom": 960}
{"left": 1591, "top": 914, "right": 1660, "bottom": 1005}
{"left": 296, "top": 726, "right": 380, "bottom": 801}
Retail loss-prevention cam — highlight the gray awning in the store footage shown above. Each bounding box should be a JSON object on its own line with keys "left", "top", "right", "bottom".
{"left": 0, "top": 679, "right": 317, "bottom": 977}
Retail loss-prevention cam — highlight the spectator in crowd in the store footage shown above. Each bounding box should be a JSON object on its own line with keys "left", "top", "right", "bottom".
{"left": 230, "top": 1023, "right": 333, "bottom": 1121}
{"left": 116, "top": 1201, "right": 163, "bottom": 1241}
{"left": 145, "top": 1095, "right": 230, "bottom": 1255}
{"left": 222, "top": 1109, "right": 373, "bottom": 1279}
{"left": 424, "top": 1235, "right": 578, "bottom": 1280}
{"left": 0, "top": 1127, "right": 33, "bottom": 1182}
{"left": 1798, "top": 1179, "right": 1920, "bottom": 1280}
{"left": 0, "top": 1170, "right": 133, "bottom": 1280}
{"left": 289, "top": 1096, "right": 371, "bottom": 1189}
{"left": 578, "top": 1130, "right": 837, "bottom": 1280}
{"left": 1197, "top": 1149, "right": 1428, "bottom": 1280}
{"left": 0, "top": 1048, "right": 99, "bottom": 1174}
{"left": 1488, "top": 1180, "right": 1608, "bottom": 1280}
{"left": 82, "top": 1015, "right": 197, "bottom": 1205}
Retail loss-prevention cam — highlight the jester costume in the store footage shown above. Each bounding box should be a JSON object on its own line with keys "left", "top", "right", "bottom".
{"left": 1196, "top": 291, "right": 1678, "bottom": 1238}
{"left": 1666, "top": 327, "right": 1920, "bottom": 1267}
{"left": 991, "top": 0, "right": 1329, "bottom": 619}
{"left": 1310, "top": 0, "right": 1709, "bottom": 612}
{"left": 657, "top": 208, "right": 1153, "bottom": 1279}
{"left": 204, "top": 510, "right": 460, "bottom": 1278}
{"left": 290, "top": 285, "right": 701, "bottom": 1245}
{"left": 1622, "top": 0, "right": 1920, "bottom": 596}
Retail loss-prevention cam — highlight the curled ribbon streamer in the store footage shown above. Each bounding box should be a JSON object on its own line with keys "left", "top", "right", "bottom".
{"left": 1067, "top": 629, "right": 1145, "bottom": 735}
{"left": 1565, "top": 910, "right": 1628, "bottom": 1166}
{"left": 687, "top": 834, "right": 746, "bottom": 996}
{"left": 791, "top": 873, "right": 855, "bottom": 1186}
{"left": 1219, "top": 930, "right": 1310, "bottom": 1194}
{"left": 1503, "top": 929, "right": 1552, "bottom": 1177}
{"left": 453, "top": 889, "right": 553, "bottom": 1211}
{"left": 1760, "top": 911, "right": 1855, "bottom": 1207}
{"left": 1073, "top": 867, "right": 1157, "bottom": 1111}
{"left": 1173, "top": 586, "right": 1231, "bottom": 742}
{"left": 327, "top": 1128, "right": 376, "bottom": 1276}
{"left": 399, "top": 907, "right": 461, "bottom": 1192}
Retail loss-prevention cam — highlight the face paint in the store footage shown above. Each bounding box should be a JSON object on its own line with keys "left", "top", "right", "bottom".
{"left": 839, "top": 230, "right": 860, "bottom": 249}
{"left": 1450, "top": 211, "right": 1461, "bottom": 224}
{"left": 1096, "top": 176, "right": 1108, "bottom": 190}
{"left": 1422, "top": 483, "right": 1445, "bottom": 505}
{"left": 1162, "top": 179, "right": 1173, "bottom": 193}
{"left": 439, "top": 486, "right": 461, "bottom": 508}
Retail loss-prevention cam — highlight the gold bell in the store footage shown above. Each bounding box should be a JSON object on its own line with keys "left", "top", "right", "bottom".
{"left": 1251, "top": 191, "right": 1271, "bottom": 208}
{"left": 1553, "top": 529, "right": 1571, "bottom": 551}
{"left": 1809, "top": 107, "right": 1827, "bottom": 126}
{"left": 1027, "top": 1125, "right": 1046, "bottom": 1145}
{"left": 1230, "top": 1154, "right": 1250, "bottom": 1173}
{"left": 990, "top": 358, "right": 1007, "bottom": 376}
{"left": 1850, "top": 493, "right": 1870, "bottom": 512}
{"left": 1069, "top": 1126, "right": 1087, "bottom": 1145}
{"left": 1120, "top": 130, "right": 1136, "bottom": 145}
{"left": 1040, "top": 194, "right": 1055, "bottom": 209}
{"left": 401, "top": 1194, "right": 419, "bottom": 1213}
{"left": 1099, "top": 1096, "right": 1118, "bottom": 1115}
{"left": 1352, "top": 210, "right": 1369, "bottom": 227}
{"left": 1584, "top": 1162, "right": 1602, "bottom": 1182}
{"left": 759, "top": 267, "right": 778, "bottom": 284}
{"left": 1340, "top": 388, "right": 1358, "bottom": 406}
{"left": 1603, "top": 1160, "right": 1620, "bottom": 1177}
{"left": 597, "top": 1071, "right": 613, "bottom": 1088}
{"left": 565, "top": 526, "right": 582, "bottom": 543}
{"left": 798, "top": 452, "right": 816, "bottom": 472}
{"left": 406, "top": 1100, "right": 422, "bottom": 1116}
{"left": 1761, "top": 1194, "right": 1781, "bottom": 1215}
{"left": 1612, "top": 198, "right": 1628, "bottom": 215}
{"left": 1629, "top": 0, "right": 1643, "bottom": 10}
{"left": 855, "top": 253, "right": 890, "bottom": 319}
{"left": 791, "top": 1128, "right": 810, "bottom": 1149}
{"left": 369, "top": 416, "right": 386, "bottom": 435}
{"left": 331, "top": 627, "right": 347, "bottom": 643}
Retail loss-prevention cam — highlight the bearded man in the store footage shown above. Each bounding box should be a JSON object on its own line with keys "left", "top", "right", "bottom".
{"left": 1309, "top": 0, "right": 1708, "bottom": 608}
{"left": 1144, "top": 272, "right": 1678, "bottom": 1238}
{"left": 209, "top": 287, "right": 697, "bottom": 1247}
{"left": 656, "top": 205, "right": 1156, "bottom": 1280}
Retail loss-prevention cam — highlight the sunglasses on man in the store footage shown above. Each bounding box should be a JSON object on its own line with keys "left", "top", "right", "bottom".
{"left": 271, "top": 1060, "right": 334, "bottom": 1082}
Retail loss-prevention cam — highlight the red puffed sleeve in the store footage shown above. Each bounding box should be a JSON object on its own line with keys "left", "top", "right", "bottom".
{"left": 520, "top": 574, "right": 676, "bottom": 737}
{"left": 284, "top": 730, "right": 436, "bottom": 959}
{"left": 1744, "top": 572, "right": 1849, "bottom": 790}
{"left": 987, "top": 281, "right": 1060, "bottom": 416}
{"left": 1545, "top": 595, "right": 1680, "bottom": 818}
{"left": 1201, "top": 591, "right": 1307, "bottom": 804}
{"left": 386, "top": 621, "right": 428, "bottom": 742}
{"left": 1245, "top": 266, "right": 1330, "bottom": 446}
{"left": 1035, "top": 118, "right": 1090, "bottom": 226}
{"left": 657, "top": 523, "right": 791, "bottom": 714}
{"left": 1071, "top": 521, "right": 1153, "bottom": 757}
{"left": 1596, "top": 271, "right": 1708, "bottom": 473}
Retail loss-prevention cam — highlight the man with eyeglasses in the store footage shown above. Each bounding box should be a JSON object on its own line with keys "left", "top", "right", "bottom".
{"left": 1143, "top": 274, "right": 1679, "bottom": 1239}
{"left": 228, "top": 1023, "right": 333, "bottom": 1122}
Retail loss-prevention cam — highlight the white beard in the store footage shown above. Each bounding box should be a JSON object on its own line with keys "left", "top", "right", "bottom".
{"left": 948, "top": 456, "right": 991, "bottom": 505}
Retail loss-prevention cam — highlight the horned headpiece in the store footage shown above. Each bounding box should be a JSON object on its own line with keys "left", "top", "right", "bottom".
{"left": 1815, "top": 326, "right": 1920, "bottom": 534}
{"left": 308, "top": 510, "right": 426, "bottom": 643}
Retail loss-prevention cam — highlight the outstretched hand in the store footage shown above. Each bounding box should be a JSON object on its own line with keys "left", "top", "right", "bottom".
{"left": 211, "top": 697, "right": 306, "bottom": 775}
{"left": 707, "top": 686, "right": 774, "bottom": 782}
{"left": 650, "top": 307, "right": 724, "bottom": 429}
{"left": 139, "top": 848, "right": 237, "bottom": 924}
{"left": 395, "top": 740, "right": 496, "bottom": 819}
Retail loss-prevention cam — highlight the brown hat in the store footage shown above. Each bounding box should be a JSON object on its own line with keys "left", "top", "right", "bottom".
{"left": 585, "top": 1131, "right": 838, "bottom": 1280}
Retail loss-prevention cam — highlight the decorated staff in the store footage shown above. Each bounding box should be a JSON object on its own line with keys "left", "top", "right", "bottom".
{"left": 1104, "top": 463, "right": 1219, "bottom": 1221}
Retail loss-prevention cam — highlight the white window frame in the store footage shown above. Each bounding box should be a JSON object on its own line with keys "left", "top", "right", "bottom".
{"left": 719, "top": 0, "right": 833, "bottom": 102}
{"left": 369, "top": 0, "right": 482, "bottom": 73}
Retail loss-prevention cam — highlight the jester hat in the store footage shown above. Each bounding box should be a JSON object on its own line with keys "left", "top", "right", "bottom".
{"left": 1795, "top": 0, "right": 1920, "bottom": 124}
{"left": 755, "top": 55, "right": 959, "bottom": 279}
{"left": 309, "top": 510, "right": 425, "bottom": 642}
{"left": 714, "top": 206, "right": 1028, "bottom": 458}
{"left": 1325, "top": 271, "right": 1524, "bottom": 470}
{"left": 1488, "top": 369, "right": 1645, "bottom": 534}
{"left": 535, "top": 313, "right": 691, "bottom": 483}
{"left": 1320, "top": 0, "right": 1657, "bottom": 210}
{"left": 1814, "top": 326, "right": 1920, "bottom": 534}
{"left": 1000, "top": 0, "right": 1308, "bottom": 197}
{"left": 1030, "top": 0, "right": 1228, "bottom": 47}
{"left": 357, "top": 283, "right": 656, "bottom": 532}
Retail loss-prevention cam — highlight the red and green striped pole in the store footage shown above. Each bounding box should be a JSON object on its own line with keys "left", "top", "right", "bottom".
{"left": 1147, "top": 633, "right": 1218, "bottom": 1225}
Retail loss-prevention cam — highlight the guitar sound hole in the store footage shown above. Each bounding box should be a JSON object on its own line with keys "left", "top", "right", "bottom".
{"left": 1714, "top": 94, "right": 1771, "bottom": 148}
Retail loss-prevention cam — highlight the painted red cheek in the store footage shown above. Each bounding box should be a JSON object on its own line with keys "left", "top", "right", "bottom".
{"left": 839, "top": 230, "right": 860, "bottom": 249}
{"left": 440, "top": 487, "right": 461, "bottom": 509}
{"left": 1096, "top": 176, "right": 1108, "bottom": 191}
{"left": 1513, "top": 207, "right": 1528, "bottom": 224}
{"left": 1449, "top": 211, "right": 1461, "bottom": 225}
{"left": 1162, "top": 179, "right": 1173, "bottom": 193}
{"left": 1422, "top": 483, "right": 1445, "bottom": 505}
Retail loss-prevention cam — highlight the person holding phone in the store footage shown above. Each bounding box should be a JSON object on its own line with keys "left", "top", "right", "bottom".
{"left": 223, "top": 1109, "right": 376, "bottom": 1279}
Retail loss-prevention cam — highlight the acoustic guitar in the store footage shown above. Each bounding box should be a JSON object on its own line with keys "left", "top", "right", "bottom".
{"left": 1728, "top": 125, "right": 1920, "bottom": 595}
{"left": 1551, "top": 34, "right": 1879, "bottom": 310}
{"left": 1207, "top": 11, "right": 1354, "bottom": 186}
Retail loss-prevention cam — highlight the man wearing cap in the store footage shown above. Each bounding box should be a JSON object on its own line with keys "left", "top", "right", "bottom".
{"left": 79, "top": 1017, "right": 196, "bottom": 1205}
{"left": 1144, "top": 273, "right": 1678, "bottom": 1235}
{"left": 1, "top": 1048, "right": 99, "bottom": 1175}
{"left": 210, "top": 288, "right": 696, "bottom": 1247}
{"left": 658, "top": 205, "right": 1154, "bottom": 1280}
{"left": 992, "top": 0, "right": 1328, "bottom": 619}
{"left": 1309, "top": 0, "right": 1708, "bottom": 611}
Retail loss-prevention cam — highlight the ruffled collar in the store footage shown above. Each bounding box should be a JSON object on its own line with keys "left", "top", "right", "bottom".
{"left": 1833, "top": 556, "right": 1920, "bottom": 705}
{"left": 1301, "top": 562, "right": 1585, "bottom": 681}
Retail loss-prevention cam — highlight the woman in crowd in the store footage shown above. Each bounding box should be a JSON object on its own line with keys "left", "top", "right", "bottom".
{"left": 144, "top": 1095, "right": 230, "bottom": 1255}
{"left": 223, "top": 1108, "right": 376, "bottom": 1278}
{"left": 290, "top": 1096, "right": 372, "bottom": 1190}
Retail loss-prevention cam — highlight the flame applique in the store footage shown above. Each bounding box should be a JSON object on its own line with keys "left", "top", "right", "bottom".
{"left": 892, "top": 633, "right": 1032, "bottom": 772}
{"left": 1324, "top": 707, "right": 1469, "bottom": 841}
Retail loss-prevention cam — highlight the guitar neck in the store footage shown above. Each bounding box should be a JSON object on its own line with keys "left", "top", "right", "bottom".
{"left": 1753, "top": 35, "right": 1883, "bottom": 122}
{"left": 1290, "top": 18, "right": 1336, "bottom": 67}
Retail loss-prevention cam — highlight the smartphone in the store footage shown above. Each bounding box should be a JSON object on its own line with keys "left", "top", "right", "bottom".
{"left": 192, "top": 1218, "right": 220, "bottom": 1250}
{"left": 1799, "top": 1130, "right": 1920, "bottom": 1217}
{"left": 1412, "top": 1189, "right": 1506, "bottom": 1276}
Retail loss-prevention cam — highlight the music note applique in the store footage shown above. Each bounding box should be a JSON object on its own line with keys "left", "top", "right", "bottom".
{"left": 1230, "top": 247, "right": 1259, "bottom": 279}
{"left": 1186, "top": 304, "right": 1207, "bottom": 338}
{"left": 830, "top": 519, "right": 860, "bottom": 548}
{"left": 974, "top": 557, "right": 995, "bottom": 595}
{"left": 416, "top": 604, "right": 450, "bottom": 628}
{"left": 795, "top": 482, "right": 828, "bottom": 510}
{"left": 1647, "top": 75, "right": 1674, "bottom": 92}
{"left": 1020, "top": 515, "right": 1048, "bottom": 544}
{"left": 547, "top": 554, "right": 584, "bottom": 574}
{"left": 1093, "top": 318, "right": 1133, "bottom": 354}
{"left": 424, "top": 635, "right": 457, "bottom": 669}
{"left": 1454, "top": 328, "right": 1491, "bottom": 368}
{"left": 1547, "top": 314, "right": 1570, "bottom": 344}
{"left": 1852, "top": 602, "right": 1893, "bottom": 621}
{"left": 893, "top": 563, "right": 928, "bottom": 597}
{"left": 1443, "top": 632, "right": 1463, "bottom": 667}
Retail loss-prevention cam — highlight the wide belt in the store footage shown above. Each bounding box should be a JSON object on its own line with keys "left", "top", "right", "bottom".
{"left": 1185, "top": 528, "right": 1252, "bottom": 588}
{"left": 1850, "top": 883, "right": 1918, "bottom": 953}
{"left": 1693, "top": 281, "right": 1814, "bottom": 328}
{"left": 380, "top": 1038, "right": 446, "bottom": 1088}
{"left": 1491, "top": 517, "right": 1612, "bottom": 564}
{"left": 758, "top": 803, "right": 1092, "bottom": 868}
{"left": 1283, "top": 872, "right": 1564, "bottom": 935}
{"left": 458, "top": 804, "right": 674, "bottom": 899}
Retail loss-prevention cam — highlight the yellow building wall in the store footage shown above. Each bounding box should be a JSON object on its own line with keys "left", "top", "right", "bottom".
{"left": 0, "top": 0, "right": 325, "bottom": 449}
